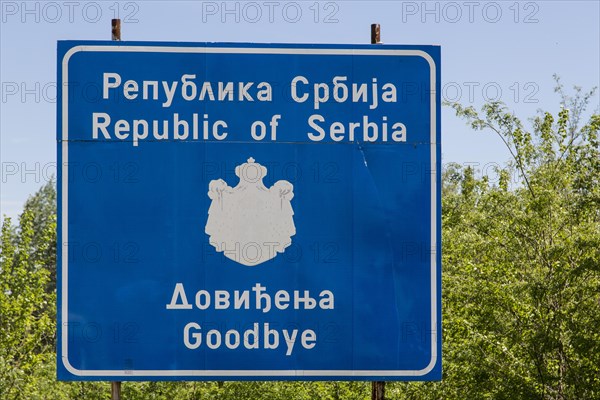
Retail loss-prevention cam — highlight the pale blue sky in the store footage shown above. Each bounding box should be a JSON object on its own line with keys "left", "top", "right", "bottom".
{"left": 1, "top": 0, "right": 599, "bottom": 219}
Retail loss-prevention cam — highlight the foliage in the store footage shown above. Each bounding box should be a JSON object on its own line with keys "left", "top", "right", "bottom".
{"left": 0, "top": 190, "right": 56, "bottom": 398}
{"left": 22, "top": 178, "right": 57, "bottom": 291}
{"left": 393, "top": 81, "right": 599, "bottom": 399}
{"left": 1, "top": 80, "right": 598, "bottom": 399}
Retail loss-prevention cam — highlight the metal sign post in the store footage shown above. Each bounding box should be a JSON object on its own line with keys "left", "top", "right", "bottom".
{"left": 371, "top": 24, "right": 385, "bottom": 400}
{"left": 110, "top": 18, "right": 122, "bottom": 400}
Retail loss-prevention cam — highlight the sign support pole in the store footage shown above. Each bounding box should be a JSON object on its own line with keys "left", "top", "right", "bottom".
{"left": 111, "top": 381, "right": 122, "bottom": 400}
{"left": 109, "top": 20, "right": 123, "bottom": 400}
{"left": 370, "top": 22, "right": 386, "bottom": 400}
{"left": 112, "top": 18, "right": 121, "bottom": 41}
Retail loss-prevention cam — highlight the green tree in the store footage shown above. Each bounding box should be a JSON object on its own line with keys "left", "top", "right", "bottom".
{"left": 2, "top": 80, "right": 598, "bottom": 399}
{"left": 0, "top": 207, "right": 56, "bottom": 398}
{"left": 22, "top": 178, "right": 57, "bottom": 291}
{"left": 393, "top": 81, "right": 599, "bottom": 399}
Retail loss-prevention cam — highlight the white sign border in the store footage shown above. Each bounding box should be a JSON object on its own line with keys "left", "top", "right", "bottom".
{"left": 60, "top": 45, "right": 439, "bottom": 378}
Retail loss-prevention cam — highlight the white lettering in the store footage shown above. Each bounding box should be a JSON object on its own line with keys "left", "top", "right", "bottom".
{"left": 166, "top": 283, "right": 193, "bottom": 310}
{"left": 103, "top": 73, "right": 121, "bottom": 99}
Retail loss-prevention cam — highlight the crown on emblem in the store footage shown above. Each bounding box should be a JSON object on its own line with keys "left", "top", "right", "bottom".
{"left": 235, "top": 157, "right": 268, "bottom": 184}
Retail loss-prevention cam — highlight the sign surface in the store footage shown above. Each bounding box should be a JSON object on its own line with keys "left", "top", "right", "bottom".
{"left": 57, "top": 41, "right": 441, "bottom": 380}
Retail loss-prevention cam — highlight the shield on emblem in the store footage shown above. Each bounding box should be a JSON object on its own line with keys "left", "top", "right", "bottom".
{"left": 205, "top": 158, "right": 296, "bottom": 266}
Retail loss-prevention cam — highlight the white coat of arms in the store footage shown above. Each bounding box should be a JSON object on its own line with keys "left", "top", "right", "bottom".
{"left": 205, "top": 158, "right": 296, "bottom": 266}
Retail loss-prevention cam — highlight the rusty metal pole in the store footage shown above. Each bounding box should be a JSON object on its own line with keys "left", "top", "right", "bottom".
{"left": 370, "top": 23, "right": 385, "bottom": 400}
{"left": 110, "top": 20, "right": 122, "bottom": 400}
{"left": 372, "top": 381, "right": 385, "bottom": 400}
{"left": 111, "top": 382, "right": 122, "bottom": 400}
{"left": 112, "top": 18, "right": 121, "bottom": 41}
{"left": 371, "top": 23, "right": 380, "bottom": 44}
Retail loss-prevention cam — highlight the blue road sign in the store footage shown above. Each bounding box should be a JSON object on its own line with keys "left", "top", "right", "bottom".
{"left": 57, "top": 41, "right": 441, "bottom": 380}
